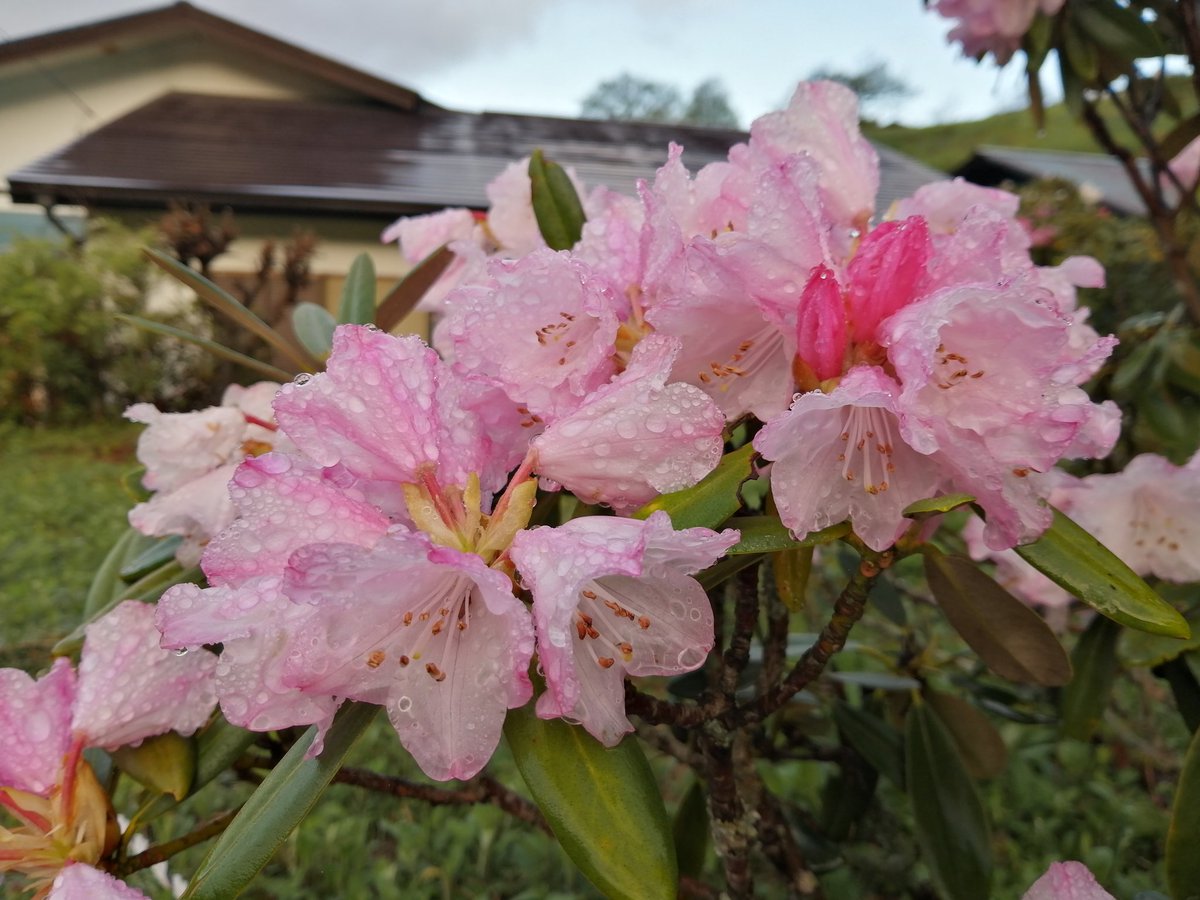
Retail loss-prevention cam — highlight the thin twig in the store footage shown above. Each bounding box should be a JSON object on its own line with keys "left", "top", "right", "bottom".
{"left": 114, "top": 808, "right": 239, "bottom": 876}
{"left": 331, "top": 767, "right": 548, "bottom": 834}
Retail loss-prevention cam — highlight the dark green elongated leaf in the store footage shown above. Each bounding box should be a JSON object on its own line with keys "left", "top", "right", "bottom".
{"left": 1111, "top": 340, "right": 1162, "bottom": 401}
{"left": 726, "top": 516, "right": 850, "bottom": 555}
{"left": 924, "top": 549, "right": 1073, "bottom": 685}
{"left": 182, "top": 703, "right": 378, "bottom": 900}
{"left": 697, "top": 552, "right": 762, "bottom": 592}
{"left": 291, "top": 302, "right": 336, "bottom": 358}
{"left": 905, "top": 698, "right": 992, "bottom": 900}
{"left": 505, "top": 704, "right": 676, "bottom": 900}
{"left": 820, "top": 755, "right": 877, "bottom": 841}
{"left": 1166, "top": 725, "right": 1200, "bottom": 899}
{"left": 138, "top": 714, "right": 259, "bottom": 824}
{"left": 120, "top": 535, "right": 183, "bottom": 583}
{"left": 1166, "top": 333, "right": 1200, "bottom": 396}
{"left": 925, "top": 690, "right": 1007, "bottom": 780}
{"left": 833, "top": 701, "right": 905, "bottom": 789}
{"left": 1160, "top": 113, "right": 1200, "bottom": 164}
{"left": 118, "top": 314, "right": 294, "bottom": 382}
{"left": 902, "top": 493, "right": 975, "bottom": 519}
{"left": 1062, "top": 18, "right": 1100, "bottom": 82}
{"left": 672, "top": 780, "right": 709, "bottom": 880}
{"left": 143, "top": 248, "right": 319, "bottom": 373}
{"left": 1126, "top": 604, "right": 1200, "bottom": 668}
{"left": 84, "top": 528, "right": 139, "bottom": 618}
{"left": 1059, "top": 49, "right": 1085, "bottom": 120}
{"left": 1154, "top": 656, "right": 1200, "bottom": 734}
{"left": 1015, "top": 507, "right": 1191, "bottom": 638}
{"left": 774, "top": 545, "right": 813, "bottom": 612}
{"left": 111, "top": 732, "right": 196, "bottom": 801}
{"left": 635, "top": 443, "right": 755, "bottom": 530}
{"left": 1060, "top": 615, "right": 1121, "bottom": 741}
{"left": 870, "top": 576, "right": 907, "bottom": 626}
{"left": 375, "top": 244, "right": 454, "bottom": 332}
{"left": 1073, "top": 1, "right": 1163, "bottom": 61}
{"left": 338, "top": 253, "right": 377, "bottom": 325}
{"left": 529, "top": 149, "right": 586, "bottom": 251}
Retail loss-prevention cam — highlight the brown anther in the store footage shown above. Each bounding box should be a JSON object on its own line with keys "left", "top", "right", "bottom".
{"left": 419, "top": 612, "right": 430, "bottom": 622}
{"left": 398, "top": 655, "right": 410, "bottom": 667}
{"left": 403, "top": 612, "right": 414, "bottom": 626}
{"left": 970, "top": 371, "right": 984, "bottom": 378}
{"left": 431, "top": 620, "right": 444, "bottom": 636}
{"left": 638, "top": 615, "right": 651, "bottom": 630}
{"left": 457, "top": 621, "right": 467, "bottom": 631}
{"left": 698, "top": 372, "right": 712, "bottom": 384}
{"left": 1012, "top": 467, "right": 1030, "bottom": 478}
{"left": 425, "top": 663, "right": 447, "bottom": 682}
{"left": 617, "top": 642, "right": 634, "bottom": 659}
{"left": 582, "top": 589, "right": 598, "bottom": 600}
{"left": 366, "top": 650, "right": 385, "bottom": 668}
{"left": 597, "top": 657, "right": 615, "bottom": 669}
{"left": 586, "top": 626, "right": 600, "bottom": 639}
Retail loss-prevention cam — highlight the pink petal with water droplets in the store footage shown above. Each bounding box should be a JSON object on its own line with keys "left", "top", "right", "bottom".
{"left": 274, "top": 326, "right": 467, "bottom": 487}
{"left": 128, "top": 462, "right": 238, "bottom": 567}
{"left": 750, "top": 81, "right": 879, "bottom": 228}
{"left": 1021, "top": 861, "right": 1116, "bottom": 900}
{"left": 755, "top": 366, "right": 944, "bottom": 552}
{"left": 280, "top": 532, "right": 533, "bottom": 781}
{"left": 200, "top": 452, "right": 388, "bottom": 586}
{"left": 441, "top": 249, "right": 622, "bottom": 422}
{"left": 49, "top": 863, "right": 150, "bottom": 900}
{"left": 124, "top": 404, "right": 246, "bottom": 493}
{"left": 0, "top": 658, "right": 76, "bottom": 795}
{"left": 72, "top": 601, "right": 217, "bottom": 751}
{"left": 156, "top": 577, "right": 342, "bottom": 736}
{"left": 533, "top": 335, "right": 726, "bottom": 512}
{"left": 511, "top": 512, "right": 736, "bottom": 745}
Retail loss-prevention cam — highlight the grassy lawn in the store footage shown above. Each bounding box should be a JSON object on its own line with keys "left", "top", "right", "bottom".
{"left": 0, "top": 422, "right": 140, "bottom": 668}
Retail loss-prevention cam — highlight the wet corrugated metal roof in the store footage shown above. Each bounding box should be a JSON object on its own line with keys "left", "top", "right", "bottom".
{"left": 955, "top": 145, "right": 1153, "bottom": 216}
{"left": 8, "top": 92, "right": 945, "bottom": 218}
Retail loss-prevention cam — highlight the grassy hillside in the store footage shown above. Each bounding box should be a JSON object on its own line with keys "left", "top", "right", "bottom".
{"left": 864, "top": 80, "right": 1195, "bottom": 173}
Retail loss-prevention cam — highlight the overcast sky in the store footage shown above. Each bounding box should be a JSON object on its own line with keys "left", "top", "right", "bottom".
{"left": 0, "top": 0, "right": 1044, "bottom": 127}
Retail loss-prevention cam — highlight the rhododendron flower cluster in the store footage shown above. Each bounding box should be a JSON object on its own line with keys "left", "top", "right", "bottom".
{"left": 1, "top": 601, "right": 215, "bottom": 895}
{"left": 933, "top": 0, "right": 1066, "bottom": 64}
{"left": 125, "top": 381, "right": 286, "bottom": 566}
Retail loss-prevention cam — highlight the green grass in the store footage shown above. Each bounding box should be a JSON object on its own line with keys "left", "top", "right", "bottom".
{"left": 865, "top": 80, "right": 1196, "bottom": 172}
{"left": 0, "top": 422, "right": 140, "bottom": 667}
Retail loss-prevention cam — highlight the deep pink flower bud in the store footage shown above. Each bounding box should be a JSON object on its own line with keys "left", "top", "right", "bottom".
{"left": 847, "top": 216, "right": 930, "bottom": 344}
{"left": 795, "top": 265, "right": 848, "bottom": 382}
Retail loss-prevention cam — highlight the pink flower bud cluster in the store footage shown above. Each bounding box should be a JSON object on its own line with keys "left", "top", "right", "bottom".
{"left": 932, "top": 0, "right": 1066, "bottom": 65}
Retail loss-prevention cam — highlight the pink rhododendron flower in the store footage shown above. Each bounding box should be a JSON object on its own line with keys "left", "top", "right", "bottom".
{"left": 934, "top": 0, "right": 1066, "bottom": 65}
{"left": 531, "top": 334, "right": 726, "bottom": 512}
{"left": 1022, "top": 861, "right": 1115, "bottom": 899}
{"left": 510, "top": 511, "right": 738, "bottom": 744}
{"left": 0, "top": 659, "right": 76, "bottom": 796}
{"left": 755, "top": 366, "right": 945, "bottom": 552}
{"left": 1167, "top": 134, "right": 1200, "bottom": 192}
{"left": 1054, "top": 451, "right": 1200, "bottom": 582}
{"left": 125, "top": 382, "right": 286, "bottom": 566}
{"left": 48, "top": 863, "right": 149, "bottom": 900}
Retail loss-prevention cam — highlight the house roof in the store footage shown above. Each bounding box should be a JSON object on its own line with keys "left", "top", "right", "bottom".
{"left": 0, "top": 1, "right": 421, "bottom": 111}
{"left": 7, "top": 91, "right": 945, "bottom": 219}
{"left": 953, "top": 144, "right": 1152, "bottom": 216}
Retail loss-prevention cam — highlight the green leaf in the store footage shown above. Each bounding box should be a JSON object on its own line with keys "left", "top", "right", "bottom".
{"left": 672, "top": 780, "right": 709, "bottom": 880}
{"left": 181, "top": 703, "right": 378, "bottom": 900}
{"left": 375, "top": 244, "right": 454, "bottom": 332}
{"left": 634, "top": 443, "right": 755, "bottom": 530}
{"left": 1166, "top": 332, "right": 1200, "bottom": 396}
{"left": 905, "top": 698, "right": 992, "bottom": 900}
{"left": 119, "top": 535, "right": 183, "bottom": 583}
{"left": 1015, "top": 507, "right": 1191, "bottom": 638}
{"left": 291, "top": 302, "right": 336, "bottom": 358}
{"left": 505, "top": 704, "right": 676, "bottom": 900}
{"left": 1155, "top": 656, "right": 1200, "bottom": 734}
{"left": 111, "top": 732, "right": 196, "bottom": 800}
{"left": 828, "top": 671, "right": 921, "bottom": 691}
{"left": 924, "top": 549, "right": 1073, "bottom": 685}
{"left": 117, "top": 314, "right": 294, "bottom": 382}
{"left": 1166, "top": 725, "right": 1200, "bottom": 899}
{"left": 696, "top": 553, "right": 763, "bottom": 592}
{"left": 338, "top": 253, "right": 377, "bottom": 325}
{"left": 1062, "top": 17, "right": 1100, "bottom": 82}
{"left": 1073, "top": 1, "right": 1163, "bottom": 61}
{"left": 529, "top": 149, "right": 586, "bottom": 251}
{"left": 833, "top": 701, "right": 905, "bottom": 789}
{"left": 726, "top": 516, "right": 850, "bottom": 555}
{"left": 83, "top": 528, "right": 139, "bottom": 618}
{"left": 1060, "top": 615, "right": 1121, "bottom": 741}
{"left": 774, "top": 545, "right": 813, "bottom": 613}
{"left": 1059, "top": 48, "right": 1085, "bottom": 120}
{"left": 143, "top": 248, "right": 319, "bottom": 374}
{"left": 902, "top": 493, "right": 975, "bottom": 519}
{"left": 924, "top": 690, "right": 1007, "bottom": 780}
